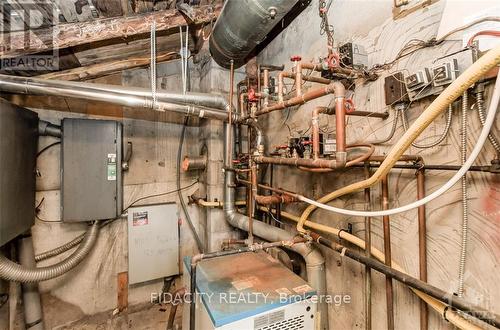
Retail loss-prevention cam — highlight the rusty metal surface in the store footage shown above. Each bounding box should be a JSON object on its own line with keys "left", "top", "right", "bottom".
{"left": 185, "top": 252, "right": 315, "bottom": 327}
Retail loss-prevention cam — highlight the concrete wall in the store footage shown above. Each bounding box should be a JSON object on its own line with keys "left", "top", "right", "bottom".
{"left": 255, "top": 1, "right": 499, "bottom": 329}
{"left": 24, "top": 60, "right": 206, "bottom": 328}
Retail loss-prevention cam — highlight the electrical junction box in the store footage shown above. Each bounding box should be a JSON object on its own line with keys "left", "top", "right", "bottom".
{"left": 127, "top": 203, "right": 179, "bottom": 284}
{"left": 0, "top": 100, "right": 38, "bottom": 247}
{"left": 182, "top": 252, "right": 318, "bottom": 330}
{"left": 61, "top": 118, "right": 123, "bottom": 222}
{"left": 404, "top": 48, "right": 474, "bottom": 101}
{"left": 339, "top": 42, "right": 368, "bottom": 69}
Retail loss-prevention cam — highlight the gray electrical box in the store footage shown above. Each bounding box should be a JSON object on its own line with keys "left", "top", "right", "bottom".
{"left": 61, "top": 118, "right": 123, "bottom": 222}
{"left": 0, "top": 100, "right": 38, "bottom": 247}
{"left": 127, "top": 203, "right": 180, "bottom": 284}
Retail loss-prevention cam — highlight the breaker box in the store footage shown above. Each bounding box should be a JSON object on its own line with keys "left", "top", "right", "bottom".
{"left": 61, "top": 118, "right": 123, "bottom": 222}
{"left": 127, "top": 203, "right": 180, "bottom": 284}
{"left": 0, "top": 100, "right": 38, "bottom": 247}
{"left": 183, "top": 252, "right": 318, "bottom": 330}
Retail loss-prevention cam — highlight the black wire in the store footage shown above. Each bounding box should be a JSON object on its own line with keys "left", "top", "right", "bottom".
{"left": 124, "top": 180, "right": 199, "bottom": 212}
{"left": 0, "top": 294, "right": 8, "bottom": 309}
{"left": 36, "top": 141, "right": 61, "bottom": 158}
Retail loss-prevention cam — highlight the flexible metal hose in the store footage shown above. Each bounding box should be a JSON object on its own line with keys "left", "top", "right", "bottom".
{"left": 0, "top": 223, "right": 99, "bottom": 282}
{"left": 368, "top": 109, "right": 400, "bottom": 145}
{"left": 402, "top": 104, "right": 453, "bottom": 148}
{"left": 477, "top": 89, "right": 500, "bottom": 155}
{"left": 34, "top": 233, "right": 84, "bottom": 262}
{"left": 457, "top": 92, "right": 469, "bottom": 298}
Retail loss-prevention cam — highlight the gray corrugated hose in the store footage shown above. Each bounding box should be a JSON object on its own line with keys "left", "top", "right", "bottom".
{"left": 0, "top": 222, "right": 99, "bottom": 282}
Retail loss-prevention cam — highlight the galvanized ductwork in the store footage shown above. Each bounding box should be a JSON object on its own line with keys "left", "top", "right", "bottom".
{"left": 209, "top": 0, "right": 299, "bottom": 68}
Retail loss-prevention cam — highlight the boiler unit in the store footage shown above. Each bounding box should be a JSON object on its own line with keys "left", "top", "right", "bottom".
{"left": 183, "top": 251, "right": 317, "bottom": 330}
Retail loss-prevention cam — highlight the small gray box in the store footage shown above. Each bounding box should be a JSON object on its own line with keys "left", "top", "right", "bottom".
{"left": 0, "top": 100, "right": 38, "bottom": 247}
{"left": 61, "top": 118, "right": 123, "bottom": 222}
{"left": 128, "top": 203, "right": 180, "bottom": 284}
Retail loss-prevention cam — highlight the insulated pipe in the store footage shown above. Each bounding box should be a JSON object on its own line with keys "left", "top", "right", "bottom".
{"left": 18, "top": 235, "right": 44, "bottom": 330}
{"left": 277, "top": 210, "right": 493, "bottom": 330}
{"left": 309, "top": 232, "right": 498, "bottom": 329}
{"left": 209, "top": 0, "right": 299, "bottom": 69}
{"left": 0, "top": 223, "right": 99, "bottom": 282}
{"left": 0, "top": 75, "right": 231, "bottom": 122}
{"left": 224, "top": 171, "right": 328, "bottom": 330}
{"left": 296, "top": 44, "right": 500, "bottom": 232}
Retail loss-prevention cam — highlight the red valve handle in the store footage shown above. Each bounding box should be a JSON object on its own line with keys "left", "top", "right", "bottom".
{"left": 345, "top": 98, "right": 355, "bottom": 113}
{"left": 326, "top": 52, "right": 340, "bottom": 68}
{"left": 290, "top": 55, "right": 302, "bottom": 62}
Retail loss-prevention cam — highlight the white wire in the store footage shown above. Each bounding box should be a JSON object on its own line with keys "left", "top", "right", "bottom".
{"left": 298, "top": 74, "right": 500, "bottom": 218}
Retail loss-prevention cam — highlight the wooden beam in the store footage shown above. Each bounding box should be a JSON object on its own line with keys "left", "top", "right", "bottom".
{"left": 37, "top": 51, "right": 179, "bottom": 81}
{"left": 0, "top": 4, "right": 221, "bottom": 58}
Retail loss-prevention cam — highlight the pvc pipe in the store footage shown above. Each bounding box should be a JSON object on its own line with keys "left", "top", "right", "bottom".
{"left": 18, "top": 236, "right": 44, "bottom": 330}
{"left": 296, "top": 46, "right": 500, "bottom": 228}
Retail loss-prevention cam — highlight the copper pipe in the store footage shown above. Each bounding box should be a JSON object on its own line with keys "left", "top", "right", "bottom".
{"left": 262, "top": 69, "right": 270, "bottom": 106}
{"left": 335, "top": 96, "right": 346, "bottom": 156}
{"left": 381, "top": 175, "right": 395, "bottom": 330}
{"left": 255, "top": 194, "right": 298, "bottom": 205}
{"left": 239, "top": 92, "right": 248, "bottom": 117}
{"left": 255, "top": 155, "right": 341, "bottom": 169}
{"left": 237, "top": 178, "right": 299, "bottom": 199}
{"left": 368, "top": 155, "right": 423, "bottom": 163}
{"left": 312, "top": 107, "right": 325, "bottom": 160}
{"left": 295, "top": 63, "right": 303, "bottom": 96}
{"left": 324, "top": 107, "right": 390, "bottom": 119}
{"left": 364, "top": 163, "right": 372, "bottom": 330}
{"left": 277, "top": 71, "right": 285, "bottom": 102}
{"left": 251, "top": 82, "right": 346, "bottom": 119}
{"left": 417, "top": 169, "right": 428, "bottom": 330}
{"left": 256, "top": 144, "right": 375, "bottom": 170}
{"left": 298, "top": 166, "right": 333, "bottom": 173}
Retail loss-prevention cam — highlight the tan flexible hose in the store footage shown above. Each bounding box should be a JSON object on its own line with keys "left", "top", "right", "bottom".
{"left": 296, "top": 45, "right": 500, "bottom": 234}
{"left": 260, "top": 207, "right": 482, "bottom": 330}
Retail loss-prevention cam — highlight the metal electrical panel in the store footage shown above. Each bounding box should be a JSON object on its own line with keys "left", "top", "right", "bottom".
{"left": 0, "top": 100, "right": 38, "bottom": 247}
{"left": 61, "top": 118, "right": 123, "bottom": 222}
{"left": 127, "top": 203, "right": 180, "bottom": 284}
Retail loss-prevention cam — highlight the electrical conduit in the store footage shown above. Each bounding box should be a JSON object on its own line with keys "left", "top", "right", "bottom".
{"left": 0, "top": 222, "right": 99, "bottom": 282}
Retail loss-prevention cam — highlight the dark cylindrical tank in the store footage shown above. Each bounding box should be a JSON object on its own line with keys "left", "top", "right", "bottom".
{"left": 209, "top": 0, "right": 298, "bottom": 69}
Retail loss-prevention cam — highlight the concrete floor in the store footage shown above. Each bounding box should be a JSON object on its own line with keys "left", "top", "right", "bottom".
{"left": 0, "top": 292, "right": 182, "bottom": 330}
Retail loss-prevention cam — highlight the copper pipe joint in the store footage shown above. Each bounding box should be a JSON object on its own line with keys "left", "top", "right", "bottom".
{"left": 255, "top": 194, "right": 298, "bottom": 205}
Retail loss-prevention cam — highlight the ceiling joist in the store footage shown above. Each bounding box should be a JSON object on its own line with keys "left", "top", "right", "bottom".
{"left": 1, "top": 4, "right": 221, "bottom": 58}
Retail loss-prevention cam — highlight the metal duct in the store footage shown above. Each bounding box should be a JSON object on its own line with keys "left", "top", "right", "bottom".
{"left": 0, "top": 74, "right": 231, "bottom": 122}
{"left": 209, "top": 0, "right": 299, "bottom": 69}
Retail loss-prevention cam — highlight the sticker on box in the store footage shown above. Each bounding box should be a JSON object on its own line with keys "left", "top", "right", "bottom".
{"left": 133, "top": 211, "right": 148, "bottom": 226}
